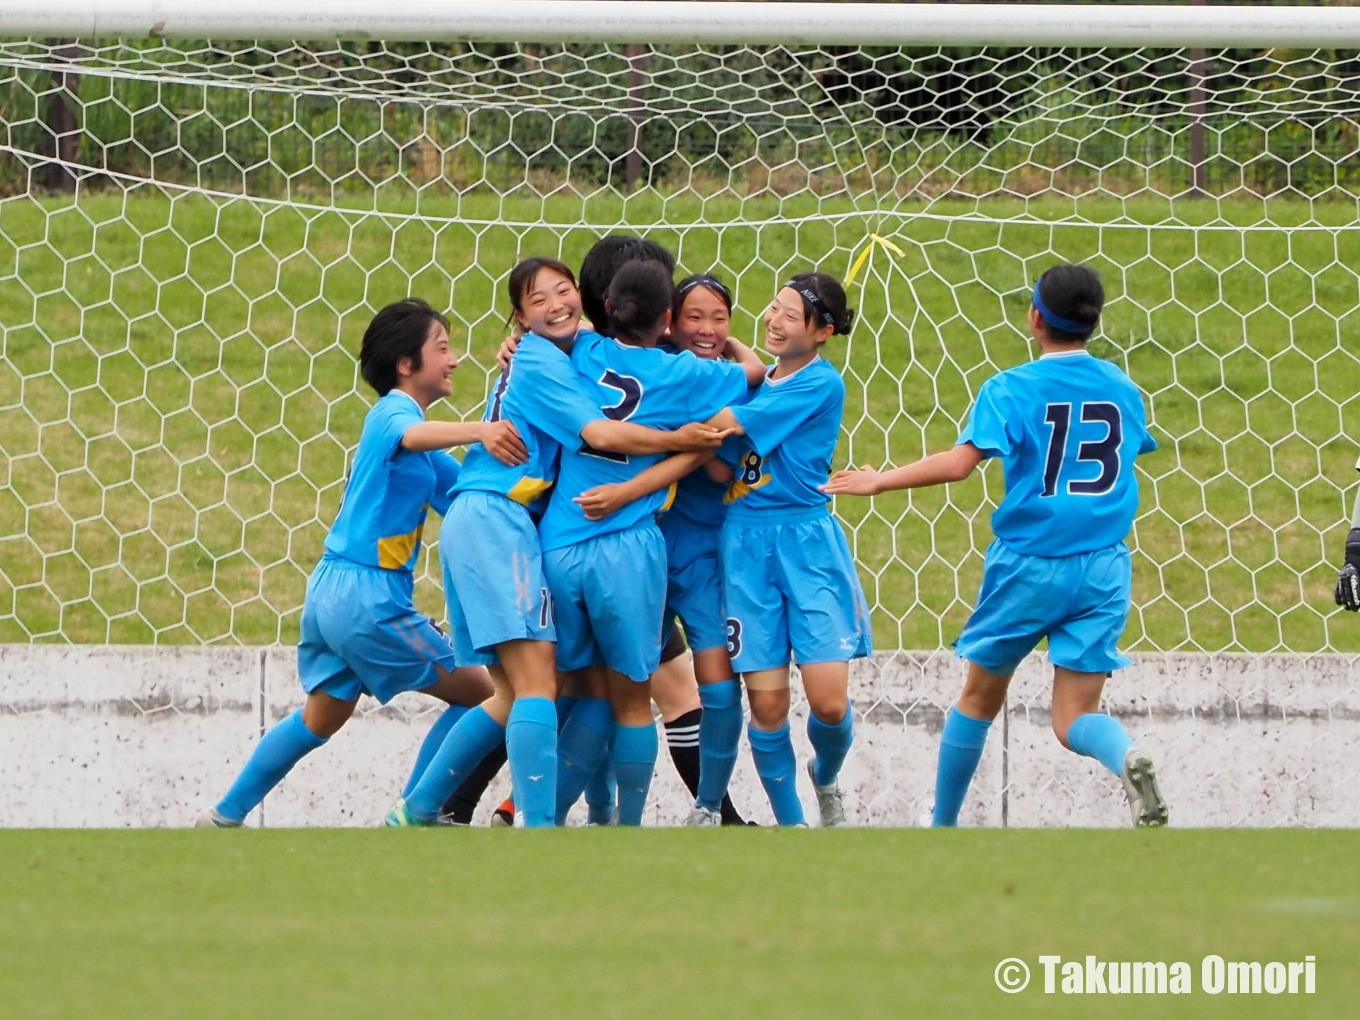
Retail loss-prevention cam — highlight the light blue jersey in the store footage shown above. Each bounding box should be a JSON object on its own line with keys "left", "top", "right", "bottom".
{"left": 722, "top": 357, "right": 843, "bottom": 521}
{"left": 453, "top": 332, "right": 605, "bottom": 511}
{"left": 324, "top": 390, "right": 461, "bottom": 572}
{"left": 538, "top": 332, "right": 750, "bottom": 552}
{"left": 957, "top": 350, "right": 1157, "bottom": 558}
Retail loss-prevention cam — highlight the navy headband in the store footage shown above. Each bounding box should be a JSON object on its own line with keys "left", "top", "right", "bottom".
{"left": 1032, "top": 278, "right": 1094, "bottom": 336}
{"left": 677, "top": 275, "right": 731, "bottom": 306}
{"left": 785, "top": 281, "right": 835, "bottom": 328}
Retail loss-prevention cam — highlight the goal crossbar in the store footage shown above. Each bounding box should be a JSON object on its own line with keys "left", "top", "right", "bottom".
{"left": 4, "top": 1, "right": 1360, "bottom": 48}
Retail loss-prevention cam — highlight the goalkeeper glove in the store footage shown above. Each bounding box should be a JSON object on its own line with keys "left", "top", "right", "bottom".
{"left": 1336, "top": 528, "right": 1360, "bottom": 612}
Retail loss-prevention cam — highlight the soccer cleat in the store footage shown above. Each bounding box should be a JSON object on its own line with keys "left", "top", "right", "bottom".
{"left": 194, "top": 808, "right": 241, "bottom": 829}
{"left": 915, "top": 801, "right": 935, "bottom": 828}
{"left": 489, "top": 796, "right": 514, "bottom": 827}
{"left": 684, "top": 805, "right": 722, "bottom": 827}
{"left": 384, "top": 798, "right": 432, "bottom": 828}
{"left": 1121, "top": 748, "right": 1169, "bottom": 827}
{"left": 435, "top": 814, "right": 470, "bottom": 827}
{"left": 806, "top": 760, "right": 848, "bottom": 827}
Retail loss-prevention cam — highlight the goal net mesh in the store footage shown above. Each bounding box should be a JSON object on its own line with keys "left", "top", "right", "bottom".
{"left": 1, "top": 33, "right": 1356, "bottom": 824}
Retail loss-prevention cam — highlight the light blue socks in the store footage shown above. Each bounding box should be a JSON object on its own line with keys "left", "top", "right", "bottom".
{"left": 1066, "top": 712, "right": 1134, "bottom": 777}
{"left": 216, "top": 708, "right": 327, "bottom": 822}
{"left": 404, "top": 704, "right": 505, "bottom": 821}
{"left": 748, "top": 722, "right": 805, "bottom": 826}
{"left": 695, "top": 679, "right": 742, "bottom": 811}
{"left": 401, "top": 704, "right": 470, "bottom": 798}
{"left": 612, "top": 723, "right": 658, "bottom": 826}
{"left": 806, "top": 703, "right": 854, "bottom": 787}
{"left": 931, "top": 707, "right": 992, "bottom": 827}
{"left": 584, "top": 737, "right": 617, "bottom": 824}
{"left": 506, "top": 696, "right": 558, "bottom": 827}
{"left": 555, "top": 697, "right": 615, "bottom": 825}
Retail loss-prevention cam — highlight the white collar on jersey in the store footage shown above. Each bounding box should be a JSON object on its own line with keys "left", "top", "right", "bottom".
{"left": 387, "top": 389, "right": 425, "bottom": 417}
{"left": 766, "top": 354, "right": 823, "bottom": 385}
{"left": 1039, "top": 350, "right": 1092, "bottom": 360}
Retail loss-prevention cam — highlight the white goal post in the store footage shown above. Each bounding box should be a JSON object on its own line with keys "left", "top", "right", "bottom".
{"left": 1, "top": 2, "right": 1357, "bottom": 828}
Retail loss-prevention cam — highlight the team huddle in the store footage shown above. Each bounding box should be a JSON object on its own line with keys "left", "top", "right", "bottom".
{"left": 199, "top": 236, "right": 1171, "bottom": 830}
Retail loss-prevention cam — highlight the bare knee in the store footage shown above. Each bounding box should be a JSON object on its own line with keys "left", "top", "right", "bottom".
{"left": 746, "top": 688, "right": 789, "bottom": 730}
{"left": 301, "top": 692, "right": 357, "bottom": 739}
{"left": 806, "top": 691, "right": 848, "bottom": 725}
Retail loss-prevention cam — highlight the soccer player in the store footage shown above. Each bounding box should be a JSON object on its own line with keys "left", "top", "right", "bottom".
{"left": 388, "top": 257, "right": 728, "bottom": 829}
{"left": 1335, "top": 455, "right": 1360, "bottom": 612}
{"left": 539, "top": 259, "right": 765, "bottom": 825}
{"left": 198, "top": 299, "right": 527, "bottom": 827}
{"left": 572, "top": 272, "right": 752, "bottom": 825}
{"left": 824, "top": 263, "right": 1170, "bottom": 828}
{"left": 700, "top": 272, "right": 873, "bottom": 828}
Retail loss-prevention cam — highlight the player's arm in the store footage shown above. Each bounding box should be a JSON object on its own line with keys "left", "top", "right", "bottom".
{"left": 1337, "top": 470, "right": 1360, "bottom": 612}
{"left": 574, "top": 451, "right": 716, "bottom": 521}
{"left": 821, "top": 443, "right": 985, "bottom": 496}
{"left": 400, "top": 420, "right": 528, "bottom": 465}
{"left": 579, "top": 419, "right": 732, "bottom": 455}
{"left": 722, "top": 337, "right": 768, "bottom": 387}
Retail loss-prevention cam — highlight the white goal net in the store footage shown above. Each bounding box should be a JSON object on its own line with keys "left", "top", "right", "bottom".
{"left": 1, "top": 4, "right": 1357, "bottom": 826}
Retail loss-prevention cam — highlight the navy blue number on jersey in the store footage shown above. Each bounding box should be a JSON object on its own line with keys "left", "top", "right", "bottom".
{"left": 1041, "top": 401, "right": 1123, "bottom": 498}
{"left": 489, "top": 362, "right": 512, "bottom": 422}
{"left": 580, "top": 370, "right": 643, "bottom": 463}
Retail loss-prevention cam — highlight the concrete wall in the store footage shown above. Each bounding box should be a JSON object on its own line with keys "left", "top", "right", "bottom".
{"left": 1, "top": 645, "right": 1356, "bottom": 828}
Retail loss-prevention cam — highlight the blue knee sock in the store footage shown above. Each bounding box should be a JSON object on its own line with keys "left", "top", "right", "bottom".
{"left": 584, "top": 735, "right": 616, "bottom": 824}
{"left": 748, "top": 722, "right": 805, "bottom": 826}
{"left": 404, "top": 705, "right": 506, "bottom": 821}
{"left": 555, "top": 698, "right": 615, "bottom": 825}
{"left": 555, "top": 694, "right": 578, "bottom": 729}
{"left": 1067, "top": 712, "right": 1134, "bottom": 778}
{"left": 612, "top": 723, "right": 658, "bottom": 826}
{"left": 695, "top": 679, "right": 743, "bottom": 811}
{"left": 807, "top": 703, "right": 854, "bottom": 787}
{"left": 216, "top": 709, "right": 327, "bottom": 822}
{"left": 401, "top": 704, "right": 470, "bottom": 799}
{"left": 932, "top": 707, "right": 992, "bottom": 827}
{"left": 506, "top": 696, "right": 558, "bottom": 827}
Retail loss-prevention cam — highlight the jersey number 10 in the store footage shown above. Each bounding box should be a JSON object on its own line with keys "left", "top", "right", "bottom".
{"left": 1041, "top": 401, "right": 1123, "bottom": 498}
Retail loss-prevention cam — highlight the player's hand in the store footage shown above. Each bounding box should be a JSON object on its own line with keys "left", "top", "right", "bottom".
{"left": 480, "top": 419, "right": 528, "bottom": 466}
{"left": 672, "top": 422, "right": 735, "bottom": 451}
{"left": 821, "top": 466, "right": 883, "bottom": 496}
{"left": 1337, "top": 564, "right": 1360, "bottom": 611}
{"left": 495, "top": 329, "right": 524, "bottom": 370}
{"left": 574, "top": 483, "right": 631, "bottom": 521}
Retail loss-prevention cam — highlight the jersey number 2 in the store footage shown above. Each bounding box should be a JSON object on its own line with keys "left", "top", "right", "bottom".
{"left": 581, "top": 370, "right": 643, "bottom": 463}
{"left": 1041, "top": 401, "right": 1122, "bottom": 497}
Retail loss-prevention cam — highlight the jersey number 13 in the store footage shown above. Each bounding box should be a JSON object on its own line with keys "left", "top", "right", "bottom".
{"left": 1041, "top": 401, "right": 1122, "bottom": 498}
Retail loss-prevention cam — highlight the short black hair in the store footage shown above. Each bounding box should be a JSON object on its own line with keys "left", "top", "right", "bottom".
{"left": 506, "top": 256, "right": 576, "bottom": 328}
{"left": 608, "top": 260, "right": 676, "bottom": 343}
{"left": 579, "top": 234, "right": 676, "bottom": 335}
{"left": 674, "top": 273, "right": 733, "bottom": 320}
{"left": 359, "top": 298, "right": 448, "bottom": 396}
{"left": 786, "top": 271, "right": 855, "bottom": 336}
{"left": 1034, "top": 264, "right": 1104, "bottom": 342}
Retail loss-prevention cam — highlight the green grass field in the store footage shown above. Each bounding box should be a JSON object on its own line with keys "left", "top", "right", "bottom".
{"left": 0, "top": 188, "right": 1357, "bottom": 652}
{"left": 0, "top": 829, "right": 1355, "bottom": 1019}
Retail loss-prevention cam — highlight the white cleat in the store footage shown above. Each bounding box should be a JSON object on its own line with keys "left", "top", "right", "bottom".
{"left": 915, "top": 801, "right": 935, "bottom": 828}
{"left": 684, "top": 805, "right": 722, "bottom": 827}
{"left": 195, "top": 808, "right": 241, "bottom": 829}
{"left": 1121, "top": 748, "right": 1169, "bottom": 827}
{"left": 806, "top": 760, "right": 848, "bottom": 827}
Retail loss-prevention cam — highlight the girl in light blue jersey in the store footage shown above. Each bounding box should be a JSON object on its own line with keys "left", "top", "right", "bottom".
{"left": 825, "top": 263, "right": 1168, "bottom": 828}
{"left": 698, "top": 273, "right": 873, "bottom": 828}
{"left": 198, "top": 299, "right": 529, "bottom": 827}
{"left": 388, "top": 258, "right": 729, "bottom": 828}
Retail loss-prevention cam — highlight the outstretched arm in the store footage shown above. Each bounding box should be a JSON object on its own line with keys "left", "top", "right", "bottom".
{"left": 401, "top": 420, "right": 528, "bottom": 465}
{"left": 723, "top": 337, "right": 767, "bottom": 387}
{"left": 580, "top": 419, "right": 733, "bottom": 456}
{"left": 821, "top": 443, "right": 986, "bottom": 496}
{"left": 574, "top": 451, "right": 716, "bottom": 521}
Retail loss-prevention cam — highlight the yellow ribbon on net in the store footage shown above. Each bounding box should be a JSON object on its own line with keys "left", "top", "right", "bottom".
{"left": 845, "top": 232, "right": 906, "bottom": 286}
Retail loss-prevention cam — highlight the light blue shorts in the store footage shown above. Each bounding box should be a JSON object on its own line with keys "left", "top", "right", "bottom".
{"left": 720, "top": 508, "right": 873, "bottom": 674}
{"left": 543, "top": 523, "right": 668, "bottom": 682}
{"left": 659, "top": 515, "right": 727, "bottom": 654}
{"left": 441, "top": 491, "right": 555, "bottom": 666}
{"left": 298, "top": 555, "right": 457, "bottom": 704}
{"left": 954, "top": 538, "right": 1134, "bottom": 676}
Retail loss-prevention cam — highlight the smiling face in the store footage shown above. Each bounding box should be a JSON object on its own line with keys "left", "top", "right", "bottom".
{"left": 671, "top": 285, "right": 731, "bottom": 360}
{"left": 514, "top": 266, "right": 582, "bottom": 344}
{"left": 401, "top": 319, "right": 458, "bottom": 404}
{"left": 764, "top": 286, "right": 832, "bottom": 360}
